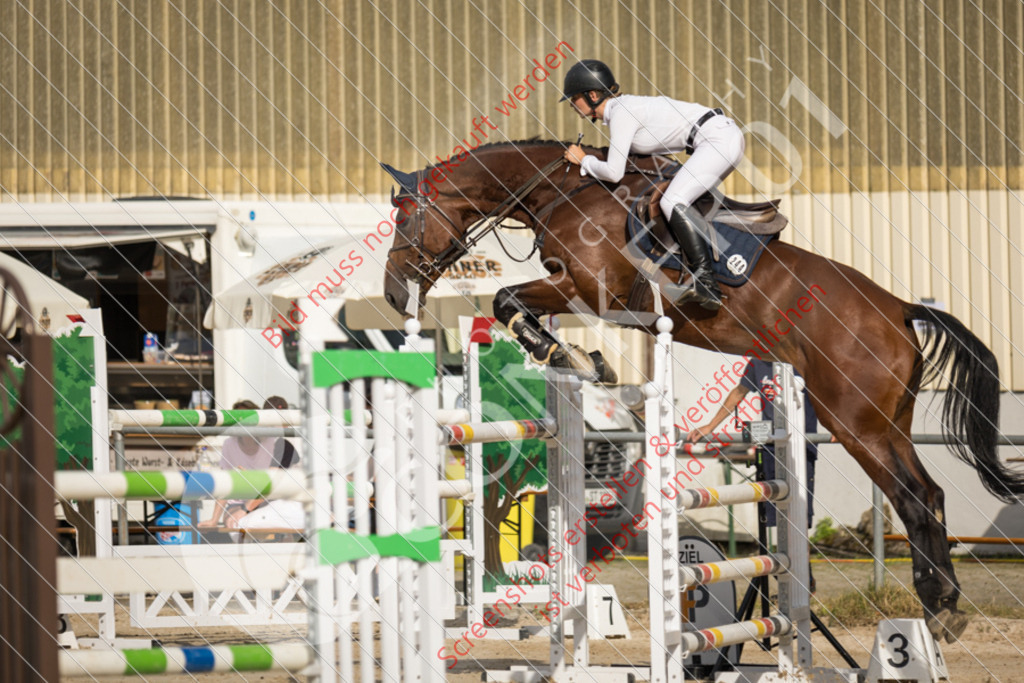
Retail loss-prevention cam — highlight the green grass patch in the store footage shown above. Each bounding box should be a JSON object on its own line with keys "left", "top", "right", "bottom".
{"left": 960, "top": 598, "right": 1024, "bottom": 620}
{"left": 816, "top": 580, "right": 1024, "bottom": 626}
{"left": 814, "top": 582, "right": 922, "bottom": 627}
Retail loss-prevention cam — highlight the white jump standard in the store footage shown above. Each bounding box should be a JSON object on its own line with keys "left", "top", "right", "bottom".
{"left": 646, "top": 316, "right": 859, "bottom": 682}
{"left": 482, "top": 315, "right": 841, "bottom": 682}
{"left": 303, "top": 348, "right": 447, "bottom": 683}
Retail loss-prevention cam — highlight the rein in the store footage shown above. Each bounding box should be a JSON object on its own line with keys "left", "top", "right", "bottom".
{"left": 388, "top": 151, "right": 676, "bottom": 289}
{"left": 389, "top": 157, "right": 567, "bottom": 285}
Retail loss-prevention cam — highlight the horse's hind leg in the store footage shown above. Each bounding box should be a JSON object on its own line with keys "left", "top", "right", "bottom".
{"left": 888, "top": 431, "right": 968, "bottom": 641}
{"left": 830, "top": 422, "right": 966, "bottom": 641}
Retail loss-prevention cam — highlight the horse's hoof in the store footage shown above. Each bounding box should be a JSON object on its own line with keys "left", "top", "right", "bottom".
{"left": 550, "top": 344, "right": 598, "bottom": 381}
{"left": 589, "top": 351, "right": 619, "bottom": 385}
{"left": 926, "top": 608, "right": 969, "bottom": 642}
{"left": 943, "top": 611, "right": 969, "bottom": 643}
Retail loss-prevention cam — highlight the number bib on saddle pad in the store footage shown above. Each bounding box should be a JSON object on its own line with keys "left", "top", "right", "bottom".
{"left": 626, "top": 191, "right": 778, "bottom": 288}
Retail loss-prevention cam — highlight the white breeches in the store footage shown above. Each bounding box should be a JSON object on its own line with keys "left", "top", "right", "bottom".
{"left": 659, "top": 116, "right": 746, "bottom": 217}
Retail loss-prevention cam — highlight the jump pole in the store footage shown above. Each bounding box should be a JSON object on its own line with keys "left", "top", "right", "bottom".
{"left": 109, "top": 407, "right": 468, "bottom": 430}
{"left": 53, "top": 469, "right": 468, "bottom": 502}
{"left": 59, "top": 644, "right": 311, "bottom": 677}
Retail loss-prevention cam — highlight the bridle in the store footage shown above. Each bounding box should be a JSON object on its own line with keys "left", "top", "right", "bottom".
{"left": 387, "top": 157, "right": 568, "bottom": 288}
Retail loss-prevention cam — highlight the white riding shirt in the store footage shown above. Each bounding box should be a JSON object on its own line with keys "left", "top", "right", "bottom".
{"left": 579, "top": 94, "right": 746, "bottom": 214}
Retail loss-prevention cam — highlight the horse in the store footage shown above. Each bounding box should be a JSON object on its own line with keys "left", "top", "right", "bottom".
{"left": 381, "top": 140, "right": 1024, "bottom": 642}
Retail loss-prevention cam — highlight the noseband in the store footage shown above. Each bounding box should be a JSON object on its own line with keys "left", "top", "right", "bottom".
{"left": 387, "top": 158, "right": 568, "bottom": 287}
{"left": 387, "top": 174, "right": 465, "bottom": 285}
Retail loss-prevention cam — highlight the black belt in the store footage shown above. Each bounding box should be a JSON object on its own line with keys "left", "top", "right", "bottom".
{"left": 684, "top": 107, "right": 724, "bottom": 154}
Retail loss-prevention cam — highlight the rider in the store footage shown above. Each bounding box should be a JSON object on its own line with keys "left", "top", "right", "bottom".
{"left": 561, "top": 59, "right": 746, "bottom": 311}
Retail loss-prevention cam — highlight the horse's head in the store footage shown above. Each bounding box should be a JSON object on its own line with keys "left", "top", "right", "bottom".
{"left": 381, "top": 144, "right": 575, "bottom": 317}
{"left": 380, "top": 162, "right": 475, "bottom": 316}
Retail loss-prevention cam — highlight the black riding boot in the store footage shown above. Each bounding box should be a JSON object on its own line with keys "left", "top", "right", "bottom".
{"left": 665, "top": 205, "right": 722, "bottom": 310}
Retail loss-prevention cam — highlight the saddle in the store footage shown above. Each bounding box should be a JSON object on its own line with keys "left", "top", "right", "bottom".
{"left": 647, "top": 183, "right": 788, "bottom": 236}
{"left": 621, "top": 170, "right": 789, "bottom": 314}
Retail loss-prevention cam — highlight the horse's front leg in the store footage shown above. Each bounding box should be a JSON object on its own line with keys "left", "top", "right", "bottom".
{"left": 493, "top": 279, "right": 617, "bottom": 384}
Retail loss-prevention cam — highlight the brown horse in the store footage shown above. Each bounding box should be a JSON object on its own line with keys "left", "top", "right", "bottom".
{"left": 382, "top": 140, "right": 1023, "bottom": 642}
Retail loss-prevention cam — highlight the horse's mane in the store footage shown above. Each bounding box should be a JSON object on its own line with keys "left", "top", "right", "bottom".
{"left": 411, "top": 138, "right": 568, "bottom": 175}
{"left": 422, "top": 137, "right": 616, "bottom": 173}
{"left": 473, "top": 138, "right": 566, "bottom": 151}
{"left": 414, "top": 137, "right": 669, "bottom": 180}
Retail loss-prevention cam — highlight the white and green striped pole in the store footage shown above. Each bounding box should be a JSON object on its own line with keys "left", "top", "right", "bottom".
{"left": 59, "top": 644, "right": 311, "bottom": 677}
{"left": 54, "top": 469, "right": 311, "bottom": 502}
{"left": 56, "top": 469, "right": 464, "bottom": 502}
{"left": 109, "top": 409, "right": 302, "bottom": 428}
{"left": 110, "top": 408, "right": 468, "bottom": 430}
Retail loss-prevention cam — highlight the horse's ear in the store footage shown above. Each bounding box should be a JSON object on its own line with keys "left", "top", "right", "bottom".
{"left": 380, "top": 162, "right": 418, "bottom": 195}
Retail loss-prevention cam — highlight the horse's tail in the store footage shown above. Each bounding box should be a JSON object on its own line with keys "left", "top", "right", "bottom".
{"left": 904, "top": 303, "right": 1024, "bottom": 502}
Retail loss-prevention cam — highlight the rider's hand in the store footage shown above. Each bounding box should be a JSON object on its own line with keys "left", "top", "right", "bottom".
{"left": 687, "top": 424, "right": 714, "bottom": 443}
{"left": 564, "top": 144, "right": 585, "bottom": 166}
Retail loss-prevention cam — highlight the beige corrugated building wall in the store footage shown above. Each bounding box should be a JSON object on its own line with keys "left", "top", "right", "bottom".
{"left": 1, "top": 1, "right": 1021, "bottom": 387}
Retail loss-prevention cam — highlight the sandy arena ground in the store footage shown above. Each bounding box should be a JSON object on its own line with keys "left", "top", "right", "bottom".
{"left": 61, "top": 558, "right": 1024, "bottom": 682}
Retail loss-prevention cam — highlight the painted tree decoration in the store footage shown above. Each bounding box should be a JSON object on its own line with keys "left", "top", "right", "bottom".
{"left": 477, "top": 335, "right": 548, "bottom": 576}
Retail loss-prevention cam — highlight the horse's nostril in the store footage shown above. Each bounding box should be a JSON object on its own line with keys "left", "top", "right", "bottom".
{"left": 385, "top": 293, "right": 395, "bottom": 306}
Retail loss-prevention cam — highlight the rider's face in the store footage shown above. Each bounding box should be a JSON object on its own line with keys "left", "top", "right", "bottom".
{"left": 570, "top": 93, "right": 595, "bottom": 118}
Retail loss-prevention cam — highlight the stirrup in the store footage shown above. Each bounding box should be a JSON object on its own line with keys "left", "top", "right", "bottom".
{"left": 664, "top": 274, "right": 721, "bottom": 310}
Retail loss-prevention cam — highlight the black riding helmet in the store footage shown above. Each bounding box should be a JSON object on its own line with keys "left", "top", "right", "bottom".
{"left": 560, "top": 59, "right": 619, "bottom": 113}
